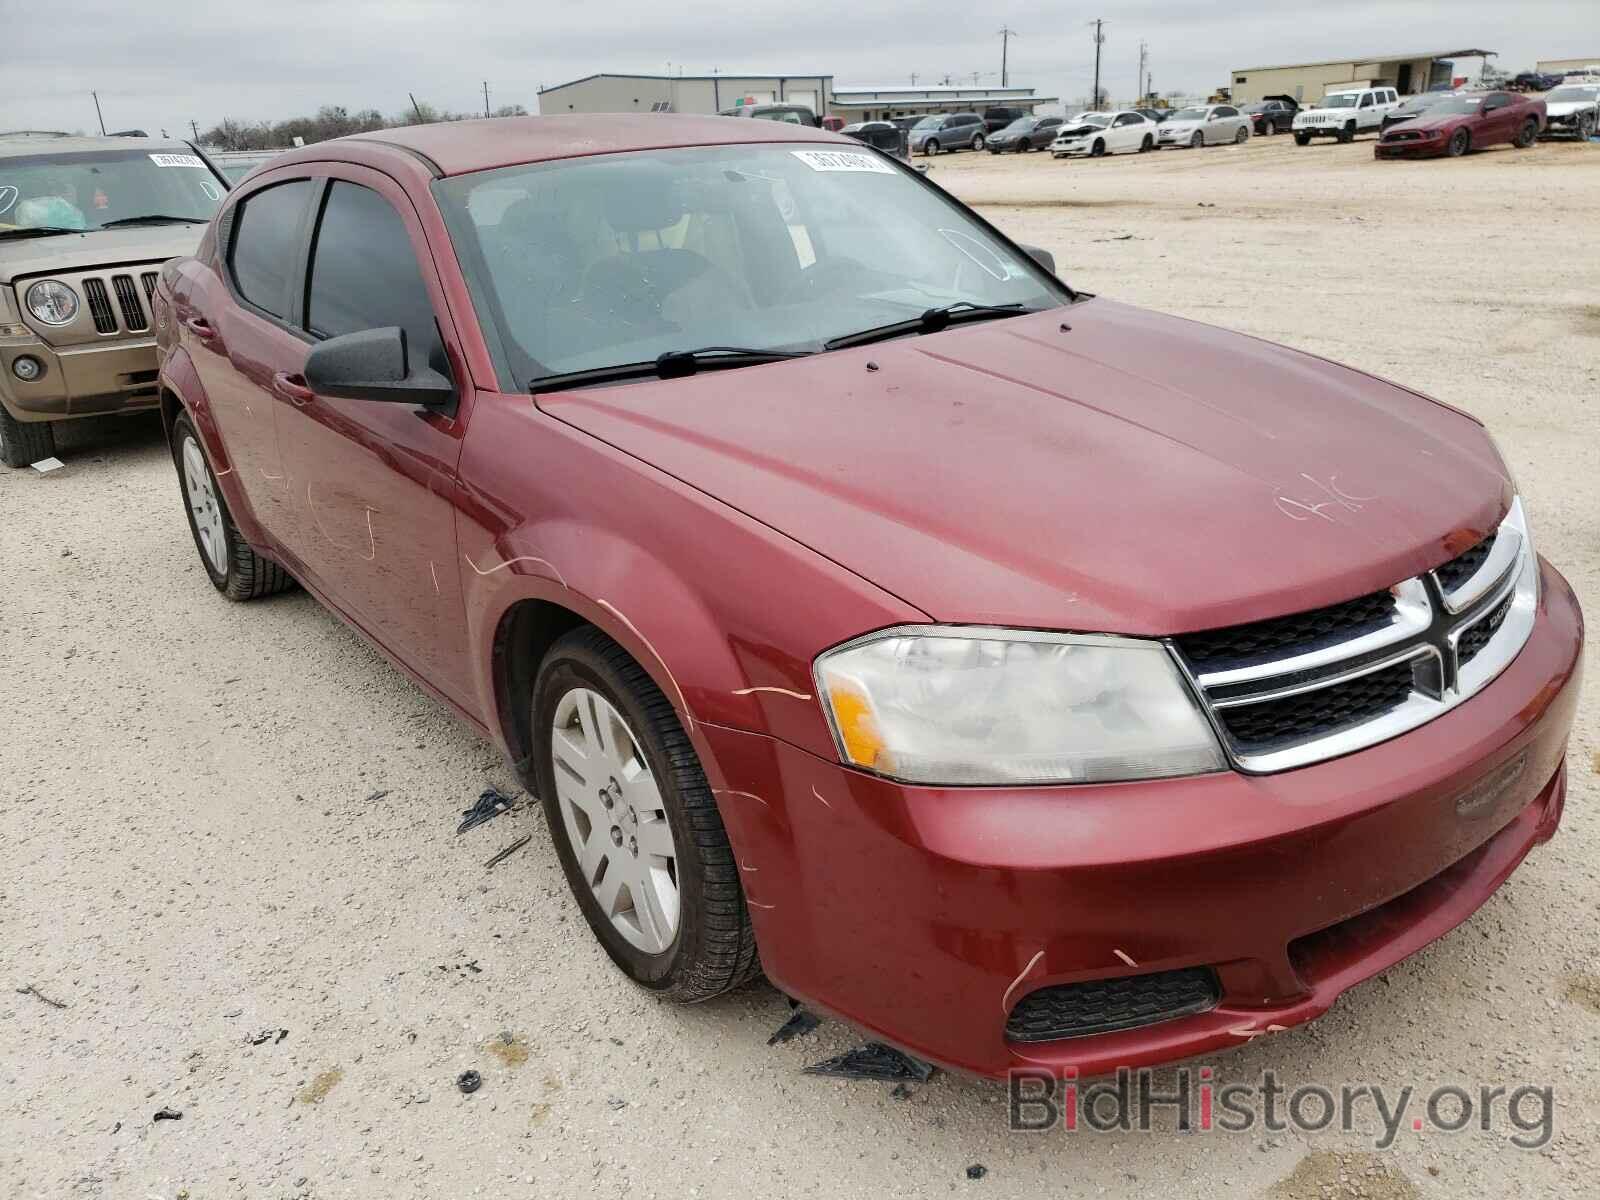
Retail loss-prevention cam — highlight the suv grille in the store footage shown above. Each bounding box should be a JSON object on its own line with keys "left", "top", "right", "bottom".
{"left": 1006, "top": 968, "right": 1221, "bottom": 1043}
{"left": 1172, "top": 504, "right": 1536, "bottom": 773}
{"left": 111, "top": 274, "right": 149, "bottom": 332}
{"left": 82, "top": 277, "right": 118, "bottom": 333}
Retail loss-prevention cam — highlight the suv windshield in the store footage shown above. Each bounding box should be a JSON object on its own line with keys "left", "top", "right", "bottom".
{"left": 435, "top": 144, "right": 1066, "bottom": 386}
{"left": 1321, "top": 94, "right": 1360, "bottom": 108}
{"left": 912, "top": 116, "right": 944, "bottom": 130}
{"left": 0, "top": 148, "right": 223, "bottom": 234}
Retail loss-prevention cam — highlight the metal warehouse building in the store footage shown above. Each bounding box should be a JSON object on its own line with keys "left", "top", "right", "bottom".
{"left": 1228, "top": 48, "right": 1496, "bottom": 103}
{"left": 538, "top": 73, "right": 835, "bottom": 118}
{"left": 536, "top": 74, "right": 1055, "bottom": 122}
{"left": 1537, "top": 56, "right": 1600, "bottom": 75}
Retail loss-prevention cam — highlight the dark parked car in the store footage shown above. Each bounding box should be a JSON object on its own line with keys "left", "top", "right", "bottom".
{"left": 840, "top": 121, "right": 909, "bottom": 160}
{"left": 1511, "top": 72, "right": 1564, "bottom": 92}
{"left": 985, "top": 115, "right": 1064, "bottom": 152}
{"left": 982, "top": 106, "right": 1030, "bottom": 134}
{"left": 1380, "top": 93, "right": 1453, "bottom": 132}
{"left": 1376, "top": 91, "right": 1545, "bottom": 158}
{"left": 1243, "top": 95, "right": 1298, "bottom": 135}
{"left": 152, "top": 114, "right": 1581, "bottom": 1081}
{"left": 1133, "top": 107, "right": 1170, "bottom": 124}
{"left": 907, "top": 112, "right": 987, "bottom": 154}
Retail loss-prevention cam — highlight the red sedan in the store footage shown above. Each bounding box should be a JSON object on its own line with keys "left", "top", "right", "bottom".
{"left": 153, "top": 116, "right": 1582, "bottom": 1080}
{"left": 1376, "top": 90, "right": 1545, "bottom": 158}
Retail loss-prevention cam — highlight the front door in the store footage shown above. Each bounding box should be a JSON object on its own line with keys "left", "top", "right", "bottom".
{"left": 269, "top": 169, "right": 475, "bottom": 708}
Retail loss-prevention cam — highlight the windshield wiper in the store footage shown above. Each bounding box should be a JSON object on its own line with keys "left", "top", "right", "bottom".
{"left": 0, "top": 226, "right": 84, "bottom": 240}
{"left": 824, "top": 302, "right": 1037, "bottom": 351}
{"left": 99, "top": 215, "right": 207, "bottom": 228}
{"left": 531, "top": 345, "right": 813, "bottom": 394}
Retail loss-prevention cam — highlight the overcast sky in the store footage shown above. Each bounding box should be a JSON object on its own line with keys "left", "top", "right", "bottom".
{"left": 3, "top": 0, "right": 1590, "bottom": 137}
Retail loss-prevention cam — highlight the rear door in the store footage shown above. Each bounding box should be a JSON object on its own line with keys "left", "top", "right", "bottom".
{"left": 182, "top": 175, "right": 319, "bottom": 543}
{"left": 269, "top": 168, "right": 476, "bottom": 705}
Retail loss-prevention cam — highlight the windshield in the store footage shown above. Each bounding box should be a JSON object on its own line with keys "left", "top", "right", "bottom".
{"left": 1432, "top": 96, "right": 1485, "bottom": 114}
{"left": 1321, "top": 94, "right": 1360, "bottom": 108}
{"left": 0, "top": 148, "right": 223, "bottom": 233}
{"left": 1547, "top": 86, "right": 1599, "bottom": 101}
{"left": 435, "top": 144, "right": 1065, "bottom": 386}
{"left": 912, "top": 116, "right": 944, "bottom": 130}
{"left": 1000, "top": 118, "right": 1037, "bottom": 133}
{"left": 1168, "top": 107, "right": 1207, "bottom": 121}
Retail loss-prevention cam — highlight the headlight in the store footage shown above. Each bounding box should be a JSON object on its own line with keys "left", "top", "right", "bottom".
{"left": 25, "top": 280, "right": 78, "bottom": 326}
{"left": 814, "top": 626, "right": 1225, "bottom": 785}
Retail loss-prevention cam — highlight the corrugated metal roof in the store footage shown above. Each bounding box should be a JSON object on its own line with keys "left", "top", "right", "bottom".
{"left": 1233, "top": 49, "right": 1495, "bottom": 72}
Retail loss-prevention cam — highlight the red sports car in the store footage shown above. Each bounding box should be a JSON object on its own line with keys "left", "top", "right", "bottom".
{"left": 1376, "top": 90, "right": 1545, "bottom": 158}
{"left": 153, "top": 115, "right": 1581, "bottom": 1080}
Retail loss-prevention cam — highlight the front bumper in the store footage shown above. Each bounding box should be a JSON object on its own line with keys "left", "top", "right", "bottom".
{"left": 1375, "top": 137, "right": 1448, "bottom": 159}
{"left": 702, "top": 559, "right": 1582, "bottom": 1079}
{"left": 0, "top": 336, "right": 161, "bottom": 421}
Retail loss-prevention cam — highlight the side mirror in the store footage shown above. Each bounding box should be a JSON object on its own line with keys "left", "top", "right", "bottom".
{"left": 304, "top": 326, "right": 453, "bottom": 407}
{"left": 1020, "top": 244, "right": 1056, "bottom": 274}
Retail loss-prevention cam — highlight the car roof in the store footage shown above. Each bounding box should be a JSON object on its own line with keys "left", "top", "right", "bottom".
{"left": 270, "top": 114, "right": 848, "bottom": 177}
{"left": 0, "top": 133, "right": 197, "bottom": 159}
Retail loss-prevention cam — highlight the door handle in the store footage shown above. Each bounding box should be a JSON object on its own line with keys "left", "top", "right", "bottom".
{"left": 272, "top": 371, "right": 315, "bottom": 405}
{"left": 185, "top": 316, "right": 215, "bottom": 340}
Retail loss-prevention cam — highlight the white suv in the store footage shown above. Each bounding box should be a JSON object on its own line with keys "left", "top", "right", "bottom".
{"left": 1293, "top": 86, "right": 1400, "bottom": 144}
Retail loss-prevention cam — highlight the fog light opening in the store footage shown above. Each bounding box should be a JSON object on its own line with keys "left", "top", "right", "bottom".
{"left": 11, "top": 355, "right": 44, "bottom": 383}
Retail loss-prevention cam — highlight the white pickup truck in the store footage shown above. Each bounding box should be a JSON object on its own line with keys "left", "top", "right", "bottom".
{"left": 1292, "top": 86, "right": 1400, "bottom": 144}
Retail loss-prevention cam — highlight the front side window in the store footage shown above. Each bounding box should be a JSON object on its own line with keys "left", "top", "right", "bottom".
{"left": 229, "top": 179, "right": 314, "bottom": 319}
{"left": 1359, "top": 94, "right": 1374, "bottom": 108}
{"left": 0, "top": 148, "right": 224, "bottom": 236}
{"left": 436, "top": 144, "right": 1066, "bottom": 386}
{"left": 305, "top": 181, "right": 441, "bottom": 369}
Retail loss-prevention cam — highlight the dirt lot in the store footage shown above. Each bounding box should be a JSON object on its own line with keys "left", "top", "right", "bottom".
{"left": 3, "top": 133, "right": 1597, "bottom": 1199}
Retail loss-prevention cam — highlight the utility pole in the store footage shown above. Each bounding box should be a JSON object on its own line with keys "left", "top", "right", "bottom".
{"left": 189, "top": 119, "right": 199, "bottom": 141}
{"left": 92, "top": 90, "right": 106, "bottom": 135}
{"left": 910, "top": 71, "right": 919, "bottom": 86}
{"left": 1138, "top": 40, "right": 1148, "bottom": 102}
{"left": 483, "top": 80, "right": 490, "bottom": 118}
{"left": 409, "top": 92, "right": 425, "bottom": 122}
{"left": 1088, "top": 20, "right": 1106, "bottom": 107}
{"left": 998, "top": 26, "right": 1017, "bottom": 88}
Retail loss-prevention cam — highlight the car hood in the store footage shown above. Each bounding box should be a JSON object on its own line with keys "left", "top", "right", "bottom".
{"left": 1392, "top": 113, "right": 1470, "bottom": 133}
{"left": 1160, "top": 120, "right": 1202, "bottom": 133}
{"left": 537, "top": 299, "right": 1509, "bottom": 635}
{"left": 1546, "top": 99, "right": 1596, "bottom": 115}
{"left": 0, "top": 225, "right": 204, "bottom": 284}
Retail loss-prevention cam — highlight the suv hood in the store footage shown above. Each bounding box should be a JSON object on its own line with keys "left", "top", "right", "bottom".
{"left": 0, "top": 225, "right": 205, "bottom": 285}
{"left": 538, "top": 299, "right": 1509, "bottom": 635}
{"left": 1546, "top": 98, "right": 1596, "bottom": 116}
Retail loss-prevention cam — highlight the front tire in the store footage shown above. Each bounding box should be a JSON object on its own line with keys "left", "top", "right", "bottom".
{"left": 1190, "top": 131, "right": 1203, "bottom": 149}
{"left": 970, "top": 133, "right": 985, "bottom": 151}
{"left": 1235, "top": 126, "right": 1249, "bottom": 143}
{"left": 923, "top": 138, "right": 940, "bottom": 156}
{"left": 1091, "top": 138, "right": 1106, "bottom": 157}
{"left": 1337, "top": 122, "right": 1355, "bottom": 144}
{"left": 1448, "top": 128, "right": 1470, "bottom": 157}
{"left": 533, "top": 627, "right": 759, "bottom": 1002}
{"left": 1140, "top": 133, "right": 1154, "bottom": 152}
{"left": 1294, "top": 131, "right": 1312, "bottom": 145}
{"left": 0, "top": 404, "right": 55, "bottom": 468}
{"left": 170, "top": 412, "right": 294, "bottom": 600}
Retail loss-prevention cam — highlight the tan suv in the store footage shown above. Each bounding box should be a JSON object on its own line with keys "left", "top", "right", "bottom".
{"left": 0, "top": 133, "right": 227, "bottom": 466}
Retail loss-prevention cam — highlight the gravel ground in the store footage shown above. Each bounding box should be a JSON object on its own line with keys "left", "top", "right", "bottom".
{"left": 3, "top": 132, "right": 1597, "bottom": 1200}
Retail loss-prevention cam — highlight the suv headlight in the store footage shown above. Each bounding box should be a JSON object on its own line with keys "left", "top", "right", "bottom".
{"left": 815, "top": 626, "right": 1225, "bottom": 785}
{"left": 25, "top": 280, "right": 78, "bottom": 326}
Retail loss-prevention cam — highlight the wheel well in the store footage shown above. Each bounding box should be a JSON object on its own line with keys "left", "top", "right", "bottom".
{"left": 493, "top": 599, "right": 588, "bottom": 788}
{"left": 159, "top": 387, "right": 183, "bottom": 443}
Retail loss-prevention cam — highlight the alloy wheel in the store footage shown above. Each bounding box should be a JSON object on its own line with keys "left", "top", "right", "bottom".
{"left": 550, "top": 686, "right": 680, "bottom": 954}
{"left": 182, "top": 435, "right": 228, "bottom": 575}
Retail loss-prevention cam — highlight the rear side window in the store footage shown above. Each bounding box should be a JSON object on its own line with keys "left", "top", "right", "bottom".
{"left": 305, "top": 181, "right": 441, "bottom": 369}
{"left": 229, "top": 180, "right": 313, "bottom": 319}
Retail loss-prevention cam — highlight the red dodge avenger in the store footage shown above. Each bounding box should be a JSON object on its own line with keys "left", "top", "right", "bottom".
{"left": 154, "top": 116, "right": 1582, "bottom": 1079}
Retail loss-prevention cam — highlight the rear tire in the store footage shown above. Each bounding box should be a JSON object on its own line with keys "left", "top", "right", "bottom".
{"left": 0, "top": 405, "right": 56, "bottom": 468}
{"left": 1235, "top": 126, "right": 1249, "bottom": 143}
{"left": 533, "top": 627, "right": 760, "bottom": 1002}
{"left": 1514, "top": 118, "right": 1538, "bottom": 148}
{"left": 170, "top": 411, "right": 295, "bottom": 600}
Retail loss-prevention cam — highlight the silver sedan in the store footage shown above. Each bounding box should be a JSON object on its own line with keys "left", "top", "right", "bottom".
{"left": 1156, "top": 104, "right": 1251, "bottom": 149}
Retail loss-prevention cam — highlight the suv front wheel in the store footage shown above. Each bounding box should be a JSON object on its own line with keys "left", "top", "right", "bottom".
{"left": 970, "top": 132, "right": 985, "bottom": 151}
{"left": 0, "top": 405, "right": 55, "bottom": 469}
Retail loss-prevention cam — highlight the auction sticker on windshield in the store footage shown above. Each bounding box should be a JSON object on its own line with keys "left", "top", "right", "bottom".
{"left": 149, "top": 153, "right": 207, "bottom": 168}
{"left": 790, "top": 149, "right": 896, "bottom": 174}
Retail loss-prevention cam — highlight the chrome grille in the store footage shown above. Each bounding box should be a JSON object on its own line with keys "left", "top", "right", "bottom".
{"left": 81, "top": 277, "right": 118, "bottom": 333}
{"left": 1172, "top": 502, "right": 1538, "bottom": 773}
{"left": 111, "top": 274, "right": 149, "bottom": 332}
